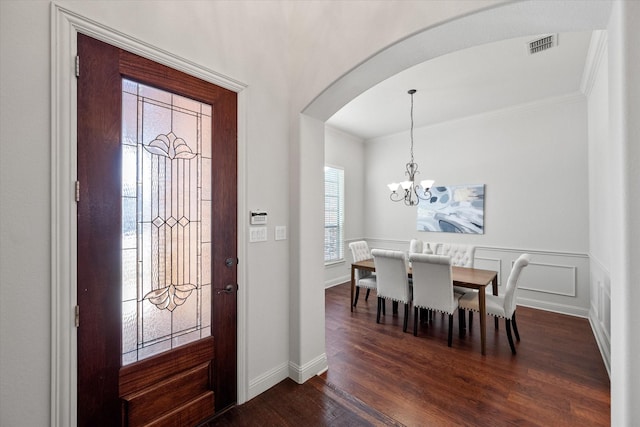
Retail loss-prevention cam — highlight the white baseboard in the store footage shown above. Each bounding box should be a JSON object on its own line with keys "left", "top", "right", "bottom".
{"left": 288, "top": 353, "right": 328, "bottom": 384}
{"left": 247, "top": 362, "right": 289, "bottom": 401}
{"left": 517, "top": 297, "right": 589, "bottom": 318}
{"left": 325, "top": 275, "right": 349, "bottom": 288}
{"left": 589, "top": 308, "right": 611, "bottom": 378}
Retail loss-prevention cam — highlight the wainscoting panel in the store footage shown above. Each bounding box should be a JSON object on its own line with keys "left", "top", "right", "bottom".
{"left": 589, "top": 256, "right": 611, "bottom": 375}
{"left": 520, "top": 261, "right": 577, "bottom": 297}
{"left": 469, "top": 247, "right": 589, "bottom": 317}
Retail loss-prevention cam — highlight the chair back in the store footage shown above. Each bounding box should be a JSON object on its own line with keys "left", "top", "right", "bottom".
{"left": 438, "top": 244, "right": 475, "bottom": 267}
{"left": 409, "top": 253, "right": 457, "bottom": 314}
{"left": 409, "top": 239, "right": 423, "bottom": 255}
{"left": 503, "top": 254, "right": 531, "bottom": 317}
{"left": 371, "top": 249, "right": 411, "bottom": 303}
{"left": 349, "top": 241, "right": 373, "bottom": 280}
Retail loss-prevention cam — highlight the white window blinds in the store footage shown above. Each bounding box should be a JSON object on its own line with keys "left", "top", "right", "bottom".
{"left": 324, "top": 165, "right": 344, "bottom": 263}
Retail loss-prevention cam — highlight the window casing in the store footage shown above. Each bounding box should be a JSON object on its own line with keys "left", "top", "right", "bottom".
{"left": 324, "top": 166, "right": 344, "bottom": 264}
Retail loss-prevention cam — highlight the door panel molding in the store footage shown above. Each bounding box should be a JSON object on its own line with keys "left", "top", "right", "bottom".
{"left": 51, "top": 5, "right": 248, "bottom": 426}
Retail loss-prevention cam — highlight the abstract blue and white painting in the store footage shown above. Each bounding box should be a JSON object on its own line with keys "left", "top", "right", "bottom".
{"left": 417, "top": 184, "right": 484, "bottom": 234}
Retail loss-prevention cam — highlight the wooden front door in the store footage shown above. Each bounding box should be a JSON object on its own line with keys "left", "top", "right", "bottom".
{"left": 77, "top": 34, "right": 237, "bottom": 426}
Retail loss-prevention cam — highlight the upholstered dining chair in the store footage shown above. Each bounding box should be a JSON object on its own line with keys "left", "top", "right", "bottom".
{"left": 458, "top": 253, "right": 531, "bottom": 354}
{"left": 371, "top": 249, "right": 412, "bottom": 333}
{"left": 438, "top": 243, "right": 476, "bottom": 268}
{"left": 409, "top": 239, "right": 423, "bottom": 255}
{"left": 409, "top": 253, "right": 464, "bottom": 346}
{"left": 348, "top": 241, "right": 377, "bottom": 307}
{"left": 438, "top": 244, "right": 476, "bottom": 328}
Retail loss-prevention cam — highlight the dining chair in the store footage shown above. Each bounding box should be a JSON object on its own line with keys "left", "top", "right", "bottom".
{"left": 458, "top": 253, "right": 531, "bottom": 354}
{"left": 348, "top": 241, "right": 377, "bottom": 307}
{"left": 371, "top": 249, "right": 412, "bottom": 333}
{"left": 409, "top": 239, "right": 423, "bottom": 255}
{"left": 438, "top": 243, "right": 476, "bottom": 328}
{"left": 409, "top": 253, "right": 464, "bottom": 346}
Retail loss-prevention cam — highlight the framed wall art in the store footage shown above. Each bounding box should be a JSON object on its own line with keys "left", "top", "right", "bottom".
{"left": 417, "top": 184, "right": 485, "bottom": 234}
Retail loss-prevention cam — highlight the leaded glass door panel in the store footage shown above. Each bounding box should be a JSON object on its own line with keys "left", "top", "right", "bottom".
{"left": 121, "top": 78, "right": 213, "bottom": 365}
{"left": 77, "top": 34, "right": 237, "bottom": 427}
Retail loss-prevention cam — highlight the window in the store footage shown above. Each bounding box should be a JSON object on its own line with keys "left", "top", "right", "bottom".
{"left": 324, "top": 165, "right": 344, "bottom": 264}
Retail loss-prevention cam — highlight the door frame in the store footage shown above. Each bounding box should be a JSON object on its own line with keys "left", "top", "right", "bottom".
{"left": 50, "top": 5, "right": 248, "bottom": 426}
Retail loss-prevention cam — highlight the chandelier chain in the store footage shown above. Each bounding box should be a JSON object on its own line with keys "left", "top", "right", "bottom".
{"left": 410, "top": 90, "right": 415, "bottom": 164}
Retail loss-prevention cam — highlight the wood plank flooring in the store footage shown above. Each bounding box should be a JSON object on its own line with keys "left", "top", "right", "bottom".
{"left": 204, "top": 282, "right": 610, "bottom": 426}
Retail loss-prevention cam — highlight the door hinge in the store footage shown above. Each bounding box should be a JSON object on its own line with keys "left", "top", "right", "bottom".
{"left": 75, "top": 181, "right": 80, "bottom": 202}
{"left": 74, "top": 305, "right": 80, "bottom": 328}
{"left": 75, "top": 55, "right": 80, "bottom": 78}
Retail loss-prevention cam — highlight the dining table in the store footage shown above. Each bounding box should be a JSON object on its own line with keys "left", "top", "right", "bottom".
{"left": 350, "top": 258, "right": 498, "bottom": 355}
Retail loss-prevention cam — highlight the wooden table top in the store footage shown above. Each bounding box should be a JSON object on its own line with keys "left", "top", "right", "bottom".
{"left": 351, "top": 259, "right": 496, "bottom": 289}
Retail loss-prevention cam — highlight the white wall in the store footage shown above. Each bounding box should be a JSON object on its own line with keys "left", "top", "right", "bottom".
{"left": 366, "top": 95, "right": 589, "bottom": 250}
{"left": 607, "top": 1, "right": 640, "bottom": 424}
{"left": 364, "top": 95, "right": 591, "bottom": 315}
{"left": 324, "top": 126, "right": 366, "bottom": 287}
{"left": 586, "top": 32, "right": 612, "bottom": 374}
{"left": 0, "top": 3, "right": 52, "bottom": 426}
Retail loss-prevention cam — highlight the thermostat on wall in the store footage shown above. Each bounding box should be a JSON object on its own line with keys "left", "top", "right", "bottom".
{"left": 250, "top": 210, "right": 268, "bottom": 225}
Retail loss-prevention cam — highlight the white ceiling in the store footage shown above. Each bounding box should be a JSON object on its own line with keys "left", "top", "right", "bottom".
{"left": 326, "top": 31, "right": 594, "bottom": 141}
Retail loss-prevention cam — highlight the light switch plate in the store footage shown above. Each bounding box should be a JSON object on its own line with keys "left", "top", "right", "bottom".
{"left": 275, "top": 226, "right": 287, "bottom": 241}
{"left": 249, "top": 226, "right": 267, "bottom": 242}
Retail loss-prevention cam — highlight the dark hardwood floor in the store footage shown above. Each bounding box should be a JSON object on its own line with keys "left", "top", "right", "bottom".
{"left": 204, "top": 282, "right": 610, "bottom": 426}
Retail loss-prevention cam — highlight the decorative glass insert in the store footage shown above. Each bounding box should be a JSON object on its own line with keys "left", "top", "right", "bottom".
{"left": 121, "top": 78, "right": 212, "bottom": 365}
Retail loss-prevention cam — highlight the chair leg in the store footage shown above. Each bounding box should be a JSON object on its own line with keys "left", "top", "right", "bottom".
{"left": 512, "top": 312, "right": 520, "bottom": 341}
{"left": 376, "top": 297, "right": 382, "bottom": 324}
{"left": 448, "top": 314, "right": 454, "bottom": 347}
{"left": 382, "top": 299, "right": 386, "bottom": 316}
{"left": 414, "top": 307, "right": 419, "bottom": 336}
{"left": 403, "top": 303, "right": 409, "bottom": 333}
{"left": 353, "top": 287, "right": 360, "bottom": 307}
{"left": 365, "top": 288, "right": 371, "bottom": 301}
{"left": 468, "top": 311, "right": 473, "bottom": 330}
{"left": 458, "top": 309, "right": 465, "bottom": 337}
{"left": 505, "top": 318, "right": 517, "bottom": 355}
{"left": 495, "top": 317, "right": 499, "bottom": 330}
{"left": 392, "top": 300, "right": 399, "bottom": 315}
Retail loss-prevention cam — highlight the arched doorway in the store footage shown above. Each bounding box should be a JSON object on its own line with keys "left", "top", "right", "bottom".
{"left": 295, "top": 0, "right": 612, "bottom": 417}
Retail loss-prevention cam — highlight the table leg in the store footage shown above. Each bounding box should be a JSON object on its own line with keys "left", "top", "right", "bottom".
{"left": 350, "top": 265, "right": 355, "bottom": 312}
{"left": 479, "top": 287, "right": 486, "bottom": 356}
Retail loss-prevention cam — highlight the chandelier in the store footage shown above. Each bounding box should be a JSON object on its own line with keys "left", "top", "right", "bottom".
{"left": 387, "top": 89, "right": 434, "bottom": 206}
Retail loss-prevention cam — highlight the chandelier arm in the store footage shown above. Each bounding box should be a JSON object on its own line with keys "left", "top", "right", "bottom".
{"left": 389, "top": 191, "right": 404, "bottom": 203}
{"left": 414, "top": 185, "right": 432, "bottom": 201}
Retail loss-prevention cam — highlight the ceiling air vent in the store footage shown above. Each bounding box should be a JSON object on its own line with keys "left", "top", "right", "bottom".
{"left": 528, "top": 34, "right": 557, "bottom": 54}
